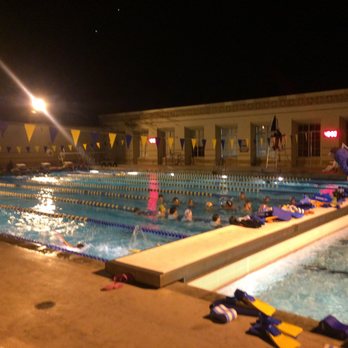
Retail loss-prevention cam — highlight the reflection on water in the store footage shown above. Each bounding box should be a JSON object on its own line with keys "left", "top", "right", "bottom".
{"left": 218, "top": 227, "right": 348, "bottom": 322}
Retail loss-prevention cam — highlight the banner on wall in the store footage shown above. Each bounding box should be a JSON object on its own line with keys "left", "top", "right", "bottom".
{"left": 167, "top": 136, "right": 174, "bottom": 150}
{"left": 68, "top": 144, "right": 73, "bottom": 151}
{"left": 24, "top": 123, "right": 36, "bottom": 143}
{"left": 191, "top": 138, "right": 197, "bottom": 149}
{"left": 26, "top": 146, "right": 30, "bottom": 153}
{"left": 49, "top": 126, "right": 58, "bottom": 143}
{"left": 96, "top": 142, "right": 101, "bottom": 149}
{"left": 221, "top": 139, "right": 225, "bottom": 150}
{"left": 180, "top": 138, "right": 185, "bottom": 150}
{"left": 16, "top": 146, "right": 21, "bottom": 153}
{"left": 70, "top": 129, "right": 80, "bottom": 146}
{"left": 51, "top": 145, "right": 56, "bottom": 152}
{"left": 238, "top": 139, "right": 249, "bottom": 152}
{"left": 109, "top": 132, "right": 117, "bottom": 148}
{"left": 202, "top": 139, "right": 206, "bottom": 148}
{"left": 141, "top": 135, "right": 147, "bottom": 147}
{"left": 230, "top": 138, "right": 235, "bottom": 149}
{"left": 6, "top": 146, "right": 11, "bottom": 153}
{"left": 126, "top": 134, "right": 132, "bottom": 148}
{"left": 35, "top": 145, "right": 40, "bottom": 152}
{"left": 83, "top": 143, "right": 87, "bottom": 150}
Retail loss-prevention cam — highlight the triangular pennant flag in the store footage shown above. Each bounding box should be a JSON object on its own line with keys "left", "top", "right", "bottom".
{"left": 259, "top": 137, "right": 263, "bottom": 146}
{"left": 6, "top": 146, "right": 11, "bottom": 153}
{"left": 121, "top": 139, "right": 125, "bottom": 146}
{"left": 141, "top": 135, "right": 148, "bottom": 147}
{"left": 96, "top": 142, "right": 100, "bottom": 149}
{"left": 168, "top": 136, "right": 174, "bottom": 150}
{"left": 245, "top": 138, "right": 249, "bottom": 147}
{"left": 230, "top": 138, "right": 235, "bottom": 148}
{"left": 24, "top": 123, "right": 36, "bottom": 143}
{"left": 91, "top": 131, "right": 99, "bottom": 144}
{"left": 49, "top": 126, "right": 58, "bottom": 143}
{"left": 51, "top": 145, "right": 56, "bottom": 152}
{"left": 0, "top": 121, "right": 9, "bottom": 137}
{"left": 60, "top": 145, "right": 65, "bottom": 151}
{"left": 44, "top": 146, "right": 48, "bottom": 153}
{"left": 35, "top": 145, "right": 40, "bottom": 152}
{"left": 109, "top": 132, "right": 117, "bottom": 148}
{"left": 16, "top": 146, "right": 21, "bottom": 153}
{"left": 191, "top": 138, "right": 197, "bottom": 149}
{"left": 68, "top": 144, "right": 73, "bottom": 151}
{"left": 202, "top": 139, "right": 207, "bottom": 148}
{"left": 180, "top": 138, "right": 185, "bottom": 150}
{"left": 221, "top": 139, "right": 225, "bottom": 150}
{"left": 70, "top": 129, "right": 80, "bottom": 146}
{"left": 83, "top": 143, "right": 87, "bottom": 150}
{"left": 126, "top": 134, "right": 132, "bottom": 148}
{"left": 212, "top": 138, "right": 217, "bottom": 150}
{"left": 26, "top": 146, "right": 30, "bottom": 153}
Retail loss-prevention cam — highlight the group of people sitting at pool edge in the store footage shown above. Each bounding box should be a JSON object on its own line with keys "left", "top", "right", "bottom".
{"left": 152, "top": 186, "right": 347, "bottom": 229}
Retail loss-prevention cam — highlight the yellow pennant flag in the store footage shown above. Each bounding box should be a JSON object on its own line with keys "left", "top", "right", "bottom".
{"left": 260, "top": 137, "right": 263, "bottom": 146}
{"left": 141, "top": 135, "right": 148, "bottom": 147}
{"left": 34, "top": 145, "right": 40, "bottom": 152}
{"left": 24, "top": 123, "right": 36, "bottom": 143}
{"left": 16, "top": 146, "right": 22, "bottom": 153}
{"left": 245, "top": 138, "right": 249, "bottom": 147}
{"left": 191, "top": 138, "right": 197, "bottom": 149}
{"left": 51, "top": 145, "right": 56, "bottom": 152}
{"left": 230, "top": 138, "right": 235, "bottom": 149}
{"left": 96, "top": 142, "right": 100, "bottom": 149}
{"left": 109, "top": 132, "right": 117, "bottom": 148}
{"left": 68, "top": 144, "right": 73, "bottom": 151}
{"left": 121, "top": 139, "right": 125, "bottom": 146}
{"left": 83, "top": 143, "right": 87, "bottom": 150}
{"left": 212, "top": 138, "right": 217, "bottom": 150}
{"left": 70, "top": 129, "right": 80, "bottom": 146}
{"left": 167, "top": 136, "right": 174, "bottom": 150}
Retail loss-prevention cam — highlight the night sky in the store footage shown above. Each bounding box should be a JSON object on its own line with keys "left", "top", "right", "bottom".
{"left": 0, "top": 1, "right": 347, "bottom": 125}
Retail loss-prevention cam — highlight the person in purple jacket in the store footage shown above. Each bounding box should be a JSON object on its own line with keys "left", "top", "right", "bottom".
{"left": 330, "top": 144, "right": 348, "bottom": 176}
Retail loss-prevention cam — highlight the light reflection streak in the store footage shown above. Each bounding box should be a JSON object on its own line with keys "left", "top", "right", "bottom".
{"left": 0, "top": 59, "right": 94, "bottom": 165}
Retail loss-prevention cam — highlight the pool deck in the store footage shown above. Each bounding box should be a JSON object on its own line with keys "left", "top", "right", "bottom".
{"left": 0, "top": 240, "right": 345, "bottom": 348}
{"left": 106, "top": 202, "right": 348, "bottom": 288}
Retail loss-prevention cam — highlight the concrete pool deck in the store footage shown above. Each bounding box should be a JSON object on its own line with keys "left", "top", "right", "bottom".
{"left": 0, "top": 240, "right": 345, "bottom": 348}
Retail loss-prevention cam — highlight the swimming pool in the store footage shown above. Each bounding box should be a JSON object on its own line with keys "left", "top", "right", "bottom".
{"left": 0, "top": 170, "right": 347, "bottom": 261}
{"left": 218, "top": 225, "right": 348, "bottom": 322}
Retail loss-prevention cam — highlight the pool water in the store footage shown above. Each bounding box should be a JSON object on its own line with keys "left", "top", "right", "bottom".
{"left": 0, "top": 170, "right": 347, "bottom": 261}
{"left": 218, "top": 227, "right": 348, "bottom": 322}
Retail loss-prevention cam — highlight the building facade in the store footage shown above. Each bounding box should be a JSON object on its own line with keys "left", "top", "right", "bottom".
{"left": 99, "top": 89, "right": 348, "bottom": 171}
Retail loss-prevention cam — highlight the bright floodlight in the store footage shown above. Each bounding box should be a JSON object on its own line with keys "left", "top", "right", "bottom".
{"left": 32, "top": 97, "right": 47, "bottom": 113}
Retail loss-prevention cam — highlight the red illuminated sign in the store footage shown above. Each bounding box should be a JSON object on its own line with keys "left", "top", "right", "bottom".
{"left": 324, "top": 130, "right": 338, "bottom": 138}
